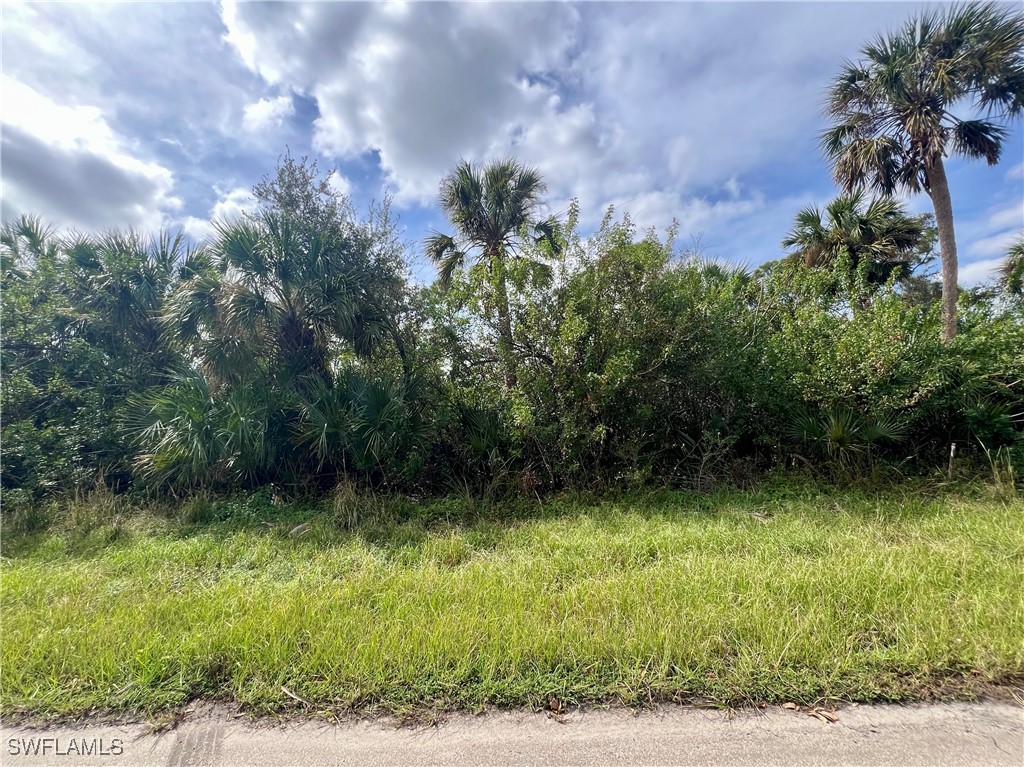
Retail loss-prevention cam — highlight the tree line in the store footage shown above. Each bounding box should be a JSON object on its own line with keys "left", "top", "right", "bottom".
{"left": 2, "top": 2, "right": 1022, "bottom": 501}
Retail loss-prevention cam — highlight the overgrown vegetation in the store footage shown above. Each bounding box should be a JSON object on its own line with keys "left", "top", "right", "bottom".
{"left": 2, "top": 482, "right": 1022, "bottom": 718}
{"left": 4, "top": 4, "right": 1023, "bottom": 501}
{"left": 3, "top": 155, "right": 1022, "bottom": 499}
{"left": 1, "top": 2, "right": 1023, "bottom": 721}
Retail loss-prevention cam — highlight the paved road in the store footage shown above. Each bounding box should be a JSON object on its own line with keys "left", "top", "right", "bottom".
{"left": 2, "top": 702, "right": 1021, "bottom": 767}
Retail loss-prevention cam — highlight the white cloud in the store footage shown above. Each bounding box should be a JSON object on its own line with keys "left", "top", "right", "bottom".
{"left": 221, "top": 2, "right": 580, "bottom": 204}
{"left": 666, "top": 136, "right": 696, "bottom": 183}
{"left": 961, "top": 200, "right": 1023, "bottom": 263}
{"left": 181, "top": 217, "right": 216, "bottom": 244}
{"left": 0, "top": 75, "right": 180, "bottom": 230}
{"left": 181, "top": 186, "right": 257, "bottom": 243}
{"left": 6, "top": 0, "right": 1011, "bottom": 275}
{"left": 988, "top": 201, "right": 1024, "bottom": 231}
{"left": 242, "top": 95, "right": 294, "bottom": 133}
{"left": 218, "top": 1, "right": 929, "bottom": 252}
{"left": 2, "top": 3, "right": 256, "bottom": 139}
{"left": 327, "top": 171, "right": 351, "bottom": 198}
{"left": 0, "top": 2, "right": 102, "bottom": 96}
{"left": 563, "top": 3, "right": 923, "bottom": 190}
{"left": 969, "top": 229, "right": 1020, "bottom": 258}
{"left": 959, "top": 257, "right": 1004, "bottom": 285}
{"left": 676, "top": 192, "right": 767, "bottom": 234}
{"left": 210, "top": 187, "right": 257, "bottom": 222}
{"left": 0, "top": 3, "right": 275, "bottom": 234}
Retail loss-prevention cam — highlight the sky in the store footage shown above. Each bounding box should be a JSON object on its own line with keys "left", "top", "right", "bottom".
{"left": 2, "top": 1, "right": 1022, "bottom": 285}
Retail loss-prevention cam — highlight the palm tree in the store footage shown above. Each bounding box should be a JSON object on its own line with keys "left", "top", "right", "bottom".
{"left": 424, "top": 158, "right": 561, "bottom": 389}
{"left": 1000, "top": 235, "right": 1024, "bottom": 297}
{"left": 253, "top": 152, "right": 412, "bottom": 383}
{"left": 782, "top": 193, "right": 929, "bottom": 286}
{"left": 163, "top": 209, "right": 386, "bottom": 388}
{"left": 822, "top": 2, "right": 1024, "bottom": 340}
{"left": 2, "top": 216, "right": 188, "bottom": 379}
{"left": 64, "top": 230, "right": 199, "bottom": 372}
{"left": 1, "top": 215, "right": 58, "bottom": 277}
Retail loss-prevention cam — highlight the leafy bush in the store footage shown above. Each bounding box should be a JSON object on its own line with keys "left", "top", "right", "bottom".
{"left": 4, "top": 159, "right": 1021, "bottom": 503}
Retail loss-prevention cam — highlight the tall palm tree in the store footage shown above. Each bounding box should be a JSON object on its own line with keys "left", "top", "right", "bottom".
{"left": 425, "top": 158, "right": 560, "bottom": 389}
{"left": 782, "top": 193, "right": 928, "bottom": 286}
{"left": 822, "top": 2, "right": 1024, "bottom": 340}
{"left": 163, "top": 209, "right": 386, "bottom": 388}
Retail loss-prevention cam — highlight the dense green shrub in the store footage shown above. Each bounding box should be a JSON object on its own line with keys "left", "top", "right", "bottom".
{"left": 760, "top": 262, "right": 1024, "bottom": 470}
{"left": 3, "top": 163, "right": 1021, "bottom": 502}
{"left": 1, "top": 219, "right": 189, "bottom": 494}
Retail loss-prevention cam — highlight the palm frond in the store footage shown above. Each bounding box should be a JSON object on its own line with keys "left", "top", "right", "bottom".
{"left": 0, "top": 214, "right": 58, "bottom": 263}
{"left": 823, "top": 3, "right": 1022, "bottom": 192}
{"left": 951, "top": 119, "right": 1007, "bottom": 164}
{"left": 532, "top": 215, "right": 563, "bottom": 257}
{"left": 424, "top": 232, "right": 466, "bottom": 287}
{"left": 1000, "top": 235, "right": 1024, "bottom": 296}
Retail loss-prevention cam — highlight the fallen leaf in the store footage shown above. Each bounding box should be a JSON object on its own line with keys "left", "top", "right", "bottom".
{"left": 281, "top": 685, "right": 313, "bottom": 708}
{"left": 807, "top": 708, "right": 838, "bottom": 723}
{"left": 782, "top": 702, "right": 799, "bottom": 710}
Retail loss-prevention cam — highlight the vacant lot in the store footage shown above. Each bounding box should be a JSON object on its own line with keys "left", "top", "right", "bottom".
{"left": 2, "top": 483, "right": 1022, "bottom": 719}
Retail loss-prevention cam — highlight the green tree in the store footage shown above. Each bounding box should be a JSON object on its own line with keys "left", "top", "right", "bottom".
{"left": 164, "top": 211, "right": 383, "bottom": 387}
{"left": 508, "top": 208, "right": 768, "bottom": 489}
{"left": 254, "top": 152, "right": 412, "bottom": 382}
{"left": 137, "top": 155, "right": 418, "bottom": 492}
{"left": 424, "top": 158, "right": 561, "bottom": 389}
{"left": 822, "top": 1, "right": 1024, "bottom": 340}
{"left": 1000, "top": 235, "right": 1024, "bottom": 297}
{"left": 164, "top": 156, "right": 406, "bottom": 388}
{"left": 782, "top": 193, "right": 929, "bottom": 287}
{"left": 1, "top": 216, "right": 187, "bottom": 493}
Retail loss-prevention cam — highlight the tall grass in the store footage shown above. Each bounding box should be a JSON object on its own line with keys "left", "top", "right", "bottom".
{"left": 2, "top": 483, "right": 1022, "bottom": 718}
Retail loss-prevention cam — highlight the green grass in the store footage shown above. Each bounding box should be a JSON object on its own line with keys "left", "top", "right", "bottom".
{"left": 2, "top": 481, "right": 1023, "bottom": 719}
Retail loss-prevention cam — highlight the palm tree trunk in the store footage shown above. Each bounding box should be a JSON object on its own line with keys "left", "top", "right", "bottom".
{"left": 925, "top": 155, "right": 958, "bottom": 341}
{"left": 489, "top": 254, "right": 518, "bottom": 390}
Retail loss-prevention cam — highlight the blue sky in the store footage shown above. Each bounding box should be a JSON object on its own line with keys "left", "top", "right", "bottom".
{"left": 2, "top": 1, "right": 1021, "bottom": 284}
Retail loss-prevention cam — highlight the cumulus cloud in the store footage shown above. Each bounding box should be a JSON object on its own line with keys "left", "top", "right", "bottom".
{"left": 181, "top": 186, "right": 258, "bottom": 243}
{"left": 4, "top": 0, "right": 1013, "bottom": 274}
{"left": 221, "top": 1, "right": 579, "bottom": 204}
{"left": 0, "top": 76, "right": 180, "bottom": 231}
{"left": 959, "top": 257, "right": 1005, "bottom": 285}
{"left": 242, "top": 95, "right": 295, "bottom": 133}
{"left": 2, "top": 3, "right": 256, "bottom": 142}
{"left": 327, "top": 171, "right": 351, "bottom": 198}
{"left": 218, "top": 0, "right": 928, "bottom": 248}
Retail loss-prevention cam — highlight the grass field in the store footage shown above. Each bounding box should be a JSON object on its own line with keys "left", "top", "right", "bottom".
{"left": 2, "top": 481, "right": 1022, "bottom": 719}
